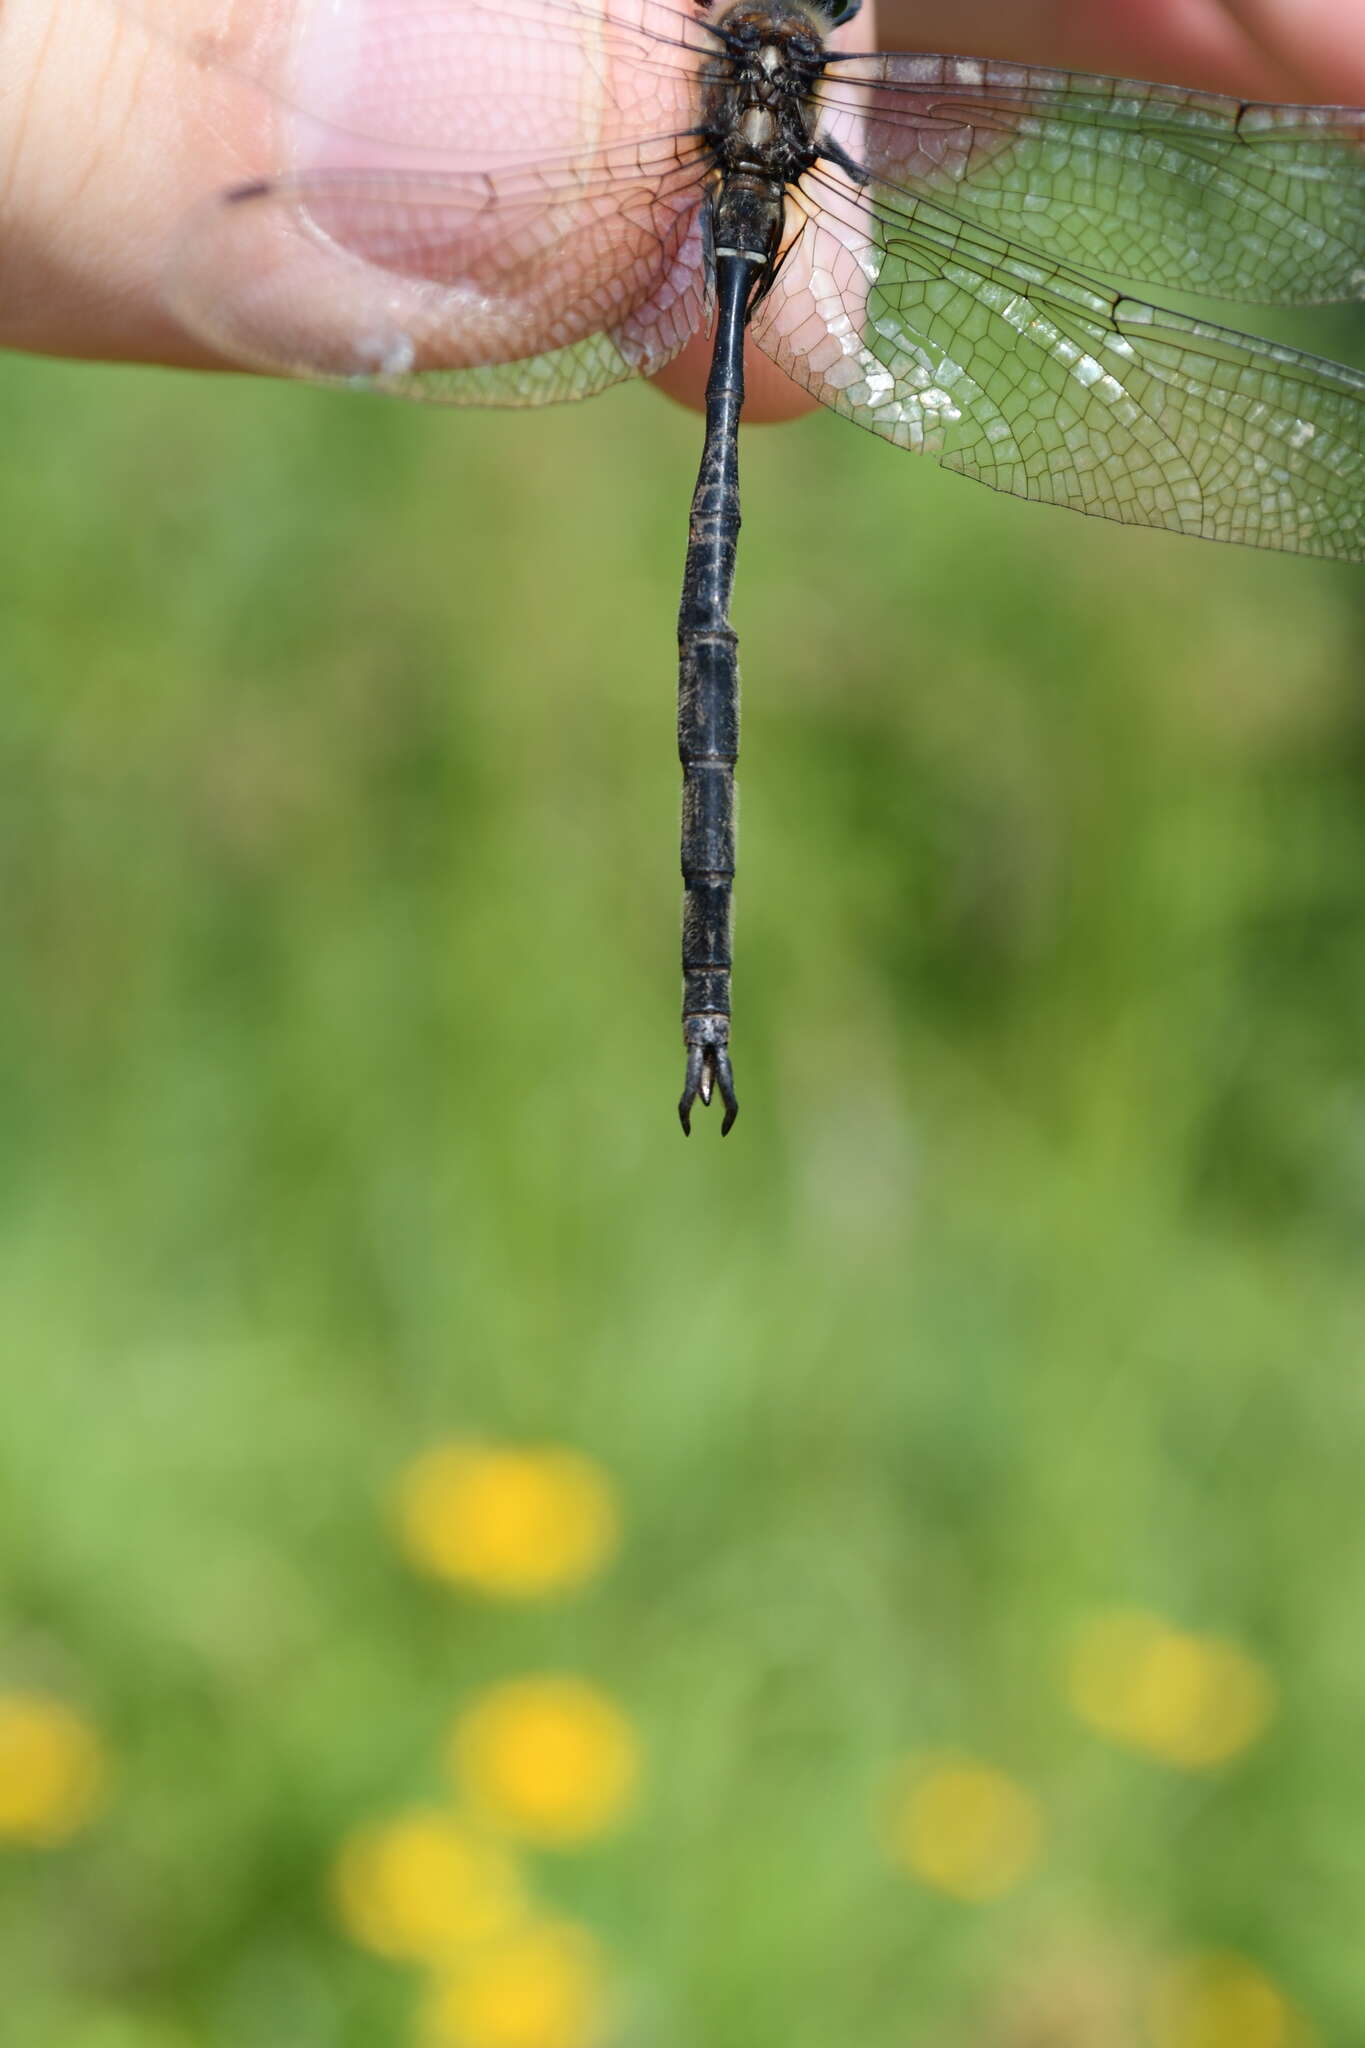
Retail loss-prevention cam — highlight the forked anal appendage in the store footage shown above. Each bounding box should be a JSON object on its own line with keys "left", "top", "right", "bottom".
{"left": 679, "top": 1036, "right": 738, "bottom": 1137}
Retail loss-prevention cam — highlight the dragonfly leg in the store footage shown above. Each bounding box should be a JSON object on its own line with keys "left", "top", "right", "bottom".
{"left": 814, "top": 132, "right": 869, "bottom": 186}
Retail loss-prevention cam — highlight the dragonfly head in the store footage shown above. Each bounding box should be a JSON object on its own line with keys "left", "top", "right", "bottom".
{"left": 700, "top": 0, "right": 859, "bottom": 39}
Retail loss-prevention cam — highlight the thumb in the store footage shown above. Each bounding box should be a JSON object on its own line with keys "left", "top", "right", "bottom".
{"left": 2, "top": 0, "right": 698, "bottom": 369}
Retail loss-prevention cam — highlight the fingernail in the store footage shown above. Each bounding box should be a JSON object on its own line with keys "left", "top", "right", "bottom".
{"left": 291, "top": 0, "right": 611, "bottom": 170}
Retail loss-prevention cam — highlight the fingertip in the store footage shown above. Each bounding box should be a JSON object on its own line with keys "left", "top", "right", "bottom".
{"left": 649, "top": 328, "right": 820, "bottom": 421}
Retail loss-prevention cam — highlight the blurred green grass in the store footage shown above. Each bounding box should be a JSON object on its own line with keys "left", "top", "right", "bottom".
{"left": 2, "top": 328, "right": 1365, "bottom": 2046}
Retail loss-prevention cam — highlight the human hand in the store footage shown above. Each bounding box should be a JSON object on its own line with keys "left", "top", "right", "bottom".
{"left": 3, "top": 0, "right": 1362, "bottom": 413}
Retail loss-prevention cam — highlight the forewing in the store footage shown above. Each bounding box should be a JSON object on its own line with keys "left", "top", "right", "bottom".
{"left": 819, "top": 56, "right": 1365, "bottom": 304}
{"left": 165, "top": 149, "right": 710, "bottom": 404}
{"left": 756, "top": 170, "right": 1365, "bottom": 557}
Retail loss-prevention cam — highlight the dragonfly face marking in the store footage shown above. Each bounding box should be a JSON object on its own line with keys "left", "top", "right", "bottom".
{"left": 113, "top": 0, "right": 1365, "bottom": 1131}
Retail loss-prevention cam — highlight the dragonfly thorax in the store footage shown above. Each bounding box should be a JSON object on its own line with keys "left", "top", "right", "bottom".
{"left": 701, "top": 1, "right": 831, "bottom": 187}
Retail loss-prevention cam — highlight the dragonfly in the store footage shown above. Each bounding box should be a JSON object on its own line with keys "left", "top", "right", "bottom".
{"left": 117, "top": 0, "right": 1365, "bottom": 1132}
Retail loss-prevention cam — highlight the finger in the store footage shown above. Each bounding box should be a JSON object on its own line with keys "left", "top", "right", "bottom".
{"left": 0, "top": 0, "right": 274, "bottom": 363}
{"left": 4, "top": 0, "right": 703, "bottom": 371}
{"left": 290, "top": 0, "right": 692, "bottom": 169}
{"left": 256, "top": 0, "right": 701, "bottom": 376}
{"left": 874, "top": 0, "right": 1314, "bottom": 98}
{"left": 650, "top": 0, "right": 880, "bottom": 422}
{"left": 1217, "top": 0, "right": 1365, "bottom": 100}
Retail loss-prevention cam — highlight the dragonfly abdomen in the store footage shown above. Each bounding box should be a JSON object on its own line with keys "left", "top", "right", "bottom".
{"left": 676, "top": 230, "right": 765, "bottom": 1135}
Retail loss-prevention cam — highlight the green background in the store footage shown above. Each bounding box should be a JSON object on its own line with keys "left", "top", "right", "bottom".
{"left": 2, "top": 308, "right": 1364, "bottom": 2045}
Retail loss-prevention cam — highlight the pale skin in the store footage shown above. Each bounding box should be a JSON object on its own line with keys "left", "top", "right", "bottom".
{"left": 2, "top": 0, "right": 1363, "bottom": 418}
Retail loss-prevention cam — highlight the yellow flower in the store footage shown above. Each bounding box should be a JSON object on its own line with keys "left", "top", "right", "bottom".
{"left": 422, "top": 1918, "right": 610, "bottom": 2048}
{"left": 449, "top": 1679, "right": 641, "bottom": 1847}
{"left": 883, "top": 1754, "right": 1043, "bottom": 1902}
{"left": 0, "top": 1692, "right": 107, "bottom": 1846}
{"left": 1065, "top": 1609, "right": 1276, "bottom": 1769}
{"left": 396, "top": 1443, "right": 621, "bottom": 1600}
{"left": 331, "top": 1809, "right": 527, "bottom": 1961}
{"left": 1150, "top": 1952, "right": 1314, "bottom": 2048}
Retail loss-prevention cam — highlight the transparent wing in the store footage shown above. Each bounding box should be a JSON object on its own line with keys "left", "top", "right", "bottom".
{"left": 110, "top": 0, "right": 709, "bottom": 156}
{"left": 757, "top": 167, "right": 1365, "bottom": 557}
{"left": 112, "top": 0, "right": 712, "bottom": 404}
{"left": 819, "top": 55, "right": 1365, "bottom": 304}
{"left": 165, "top": 147, "right": 710, "bottom": 405}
